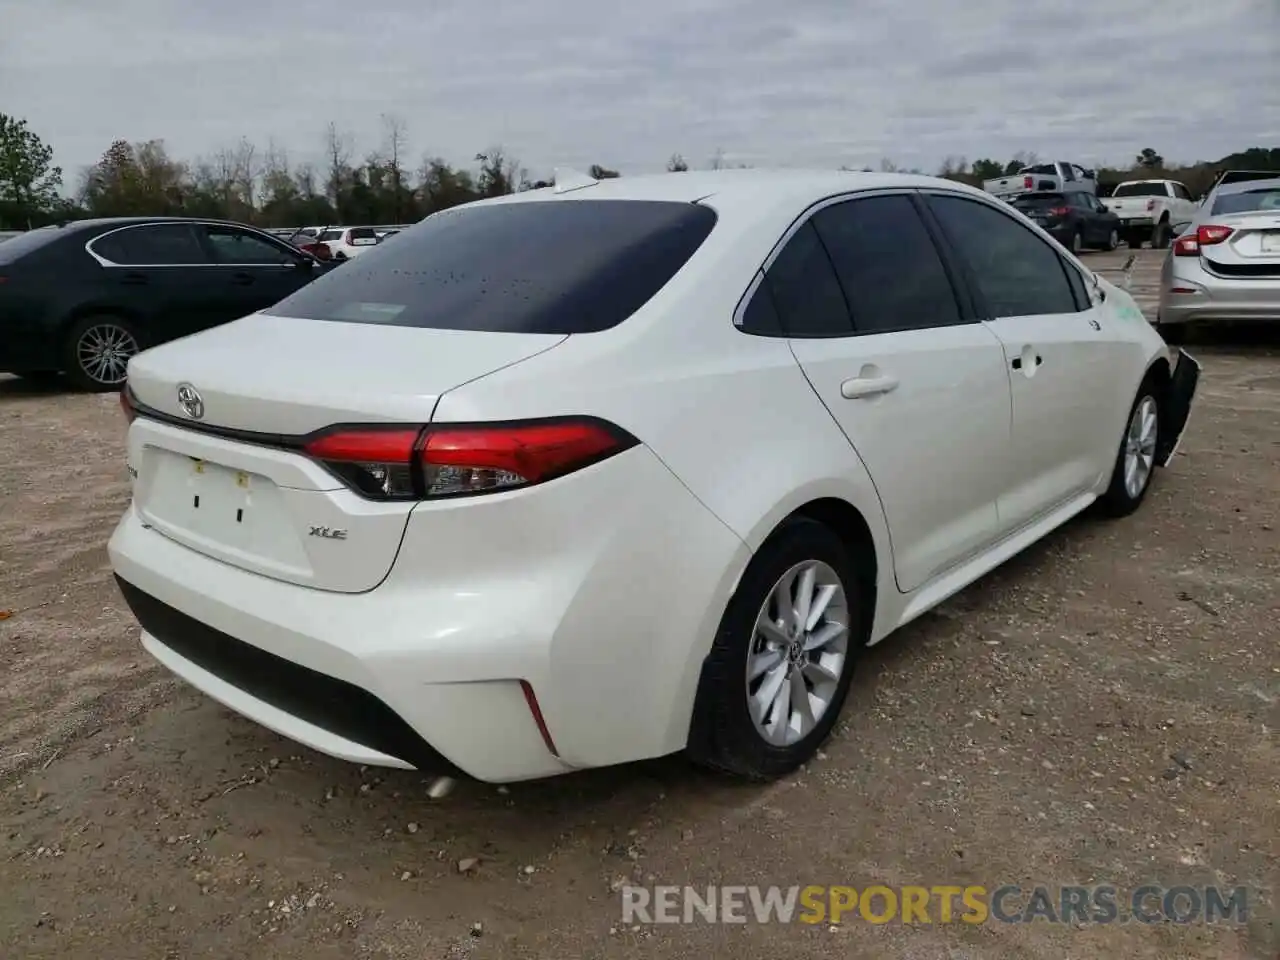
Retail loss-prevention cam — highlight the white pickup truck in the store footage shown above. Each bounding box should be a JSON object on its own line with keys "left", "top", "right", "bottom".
{"left": 982, "top": 161, "right": 1098, "bottom": 201}
{"left": 1105, "top": 179, "right": 1200, "bottom": 249}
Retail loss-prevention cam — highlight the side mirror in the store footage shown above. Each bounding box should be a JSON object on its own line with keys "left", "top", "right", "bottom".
{"left": 1099, "top": 204, "right": 1109, "bottom": 212}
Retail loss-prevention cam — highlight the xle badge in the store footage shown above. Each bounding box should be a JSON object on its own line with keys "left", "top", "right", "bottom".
{"left": 309, "top": 525, "right": 348, "bottom": 540}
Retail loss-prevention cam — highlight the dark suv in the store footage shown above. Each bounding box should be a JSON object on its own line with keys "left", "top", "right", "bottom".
{"left": 0, "top": 218, "right": 333, "bottom": 390}
{"left": 1010, "top": 191, "right": 1122, "bottom": 255}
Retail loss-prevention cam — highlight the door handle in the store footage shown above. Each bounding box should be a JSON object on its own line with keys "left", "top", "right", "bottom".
{"left": 231, "top": 272, "right": 255, "bottom": 286}
{"left": 119, "top": 272, "right": 148, "bottom": 286}
{"left": 1010, "top": 354, "right": 1043, "bottom": 370}
{"left": 840, "top": 374, "right": 899, "bottom": 399}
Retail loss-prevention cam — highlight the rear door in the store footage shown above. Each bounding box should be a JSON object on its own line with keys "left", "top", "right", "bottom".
{"left": 922, "top": 191, "right": 1131, "bottom": 533}
{"left": 87, "top": 223, "right": 222, "bottom": 339}
{"left": 764, "top": 192, "right": 1012, "bottom": 592}
{"left": 197, "top": 223, "right": 317, "bottom": 321}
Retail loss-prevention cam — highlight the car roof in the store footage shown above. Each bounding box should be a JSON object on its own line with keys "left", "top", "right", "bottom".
{"left": 46, "top": 216, "right": 269, "bottom": 235}
{"left": 469, "top": 168, "right": 989, "bottom": 217}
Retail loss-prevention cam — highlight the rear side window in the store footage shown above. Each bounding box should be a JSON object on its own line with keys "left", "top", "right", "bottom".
{"left": 810, "top": 195, "right": 962, "bottom": 334}
{"left": 91, "top": 224, "right": 208, "bottom": 265}
{"left": 926, "top": 194, "right": 1080, "bottom": 318}
{"left": 269, "top": 200, "right": 717, "bottom": 334}
{"left": 759, "top": 221, "right": 851, "bottom": 337}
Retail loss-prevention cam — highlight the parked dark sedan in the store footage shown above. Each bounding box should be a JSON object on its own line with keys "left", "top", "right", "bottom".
{"left": 1010, "top": 191, "right": 1122, "bottom": 255}
{"left": 0, "top": 217, "right": 333, "bottom": 391}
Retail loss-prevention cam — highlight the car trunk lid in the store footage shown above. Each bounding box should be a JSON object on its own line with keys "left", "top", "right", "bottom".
{"left": 1201, "top": 212, "right": 1280, "bottom": 276}
{"left": 124, "top": 314, "right": 566, "bottom": 592}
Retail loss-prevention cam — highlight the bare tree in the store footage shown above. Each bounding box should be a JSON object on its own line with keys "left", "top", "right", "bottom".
{"left": 381, "top": 114, "right": 408, "bottom": 221}
{"left": 323, "top": 122, "right": 353, "bottom": 207}
{"left": 708, "top": 147, "right": 726, "bottom": 171}
{"left": 666, "top": 153, "right": 688, "bottom": 173}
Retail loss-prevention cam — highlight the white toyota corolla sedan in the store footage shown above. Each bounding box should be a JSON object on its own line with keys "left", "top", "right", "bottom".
{"left": 109, "top": 169, "right": 1200, "bottom": 784}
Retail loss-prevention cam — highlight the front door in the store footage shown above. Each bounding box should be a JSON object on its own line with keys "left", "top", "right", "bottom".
{"left": 755, "top": 193, "right": 1012, "bottom": 592}
{"left": 196, "top": 224, "right": 316, "bottom": 327}
{"left": 923, "top": 191, "right": 1129, "bottom": 534}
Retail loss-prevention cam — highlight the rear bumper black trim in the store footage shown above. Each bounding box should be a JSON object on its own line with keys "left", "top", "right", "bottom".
{"left": 1157, "top": 349, "right": 1200, "bottom": 466}
{"left": 114, "top": 575, "right": 460, "bottom": 775}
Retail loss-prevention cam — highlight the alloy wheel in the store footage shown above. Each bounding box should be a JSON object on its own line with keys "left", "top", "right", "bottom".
{"left": 76, "top": 323, "right": 139, "bottom": 387}
{"left": 746, "top": 560, "right": 849, "bottom": 746}
{"left": 1123, "top": 395, "right": 1158, "bottom": 499}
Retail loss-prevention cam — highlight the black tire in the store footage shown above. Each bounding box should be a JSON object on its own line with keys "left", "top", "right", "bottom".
{"left": 1071, "top": 228, "right": 1084, "bottom": 255}
{"left": 686, "top": 517, "right": 866, "bottom": 780}
{"left": 1126, "top": 231, "right": 1144, "bottom": 249}
{"left": 1097, "top": 377, "right": 1162, "bottom": 518}
{"left": 1152, "top": 220, "right": 1171, "bottom": 250}
{"left": 62, "top": 314, "right": 145, "bottom": 392}
{"left": 1105, "top": 228, "right": 1120, "bottom": 251}
{"left": 1156, "top": 322, "right": 1190, "bottom": 345}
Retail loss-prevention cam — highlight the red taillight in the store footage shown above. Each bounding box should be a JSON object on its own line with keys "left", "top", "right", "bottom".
{"left": 1197, "top": 224, "right": 1233, "bottom": 246}
{"left": 1023, "top": 176, "right": 1034, "bottom": 189}
{"left": 1048, "top": 206, "right": 1070, "bottom": 217}
{"left": 302, "top": 418, "right": 636, "bottom": 501}
{"left": 1173, "top": 235, "right": 1199, "bottom": 257}
{"left": 303, "top": 426, "right": 422, "bottom": 499}
{"left": 1146, "top": 199, "right": 1156, "bottom": 212}
{"left": 119, "top": 387, "right": 136, "bottom": 423}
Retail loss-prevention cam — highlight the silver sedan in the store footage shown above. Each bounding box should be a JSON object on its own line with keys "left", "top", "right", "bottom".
{"left": 1156, "top": 176, "right": 1280, "bottom": 342}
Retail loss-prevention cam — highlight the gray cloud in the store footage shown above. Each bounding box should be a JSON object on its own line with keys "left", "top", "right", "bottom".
{"left": 1, "top": 0, "right": 1276, "bottom": 182}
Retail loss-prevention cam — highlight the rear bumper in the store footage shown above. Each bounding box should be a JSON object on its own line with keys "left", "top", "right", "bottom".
{"left": 1159, "top": 274, "right": 1280, "bottom": 325}
{"left": 108, "top": 445, "right": 749, "bottom": 782}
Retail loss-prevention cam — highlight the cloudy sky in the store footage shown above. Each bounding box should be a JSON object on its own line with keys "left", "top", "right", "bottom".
{"left": 2, "top": 0, "right": 1277, "bottom": 183}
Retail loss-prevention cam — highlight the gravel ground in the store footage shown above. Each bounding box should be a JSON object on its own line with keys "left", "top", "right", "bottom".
{"left": 1, "top": 249, "right": 1277, "bottom": 959}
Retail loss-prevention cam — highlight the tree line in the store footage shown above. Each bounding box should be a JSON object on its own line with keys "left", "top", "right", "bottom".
{"left": 2, "top": 112, "right": 1277, "bottom": 231}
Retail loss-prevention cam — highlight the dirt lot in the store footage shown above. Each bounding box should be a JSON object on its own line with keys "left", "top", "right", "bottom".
{"left": 1, "top": 249, "right": 1277, "bottom": 959}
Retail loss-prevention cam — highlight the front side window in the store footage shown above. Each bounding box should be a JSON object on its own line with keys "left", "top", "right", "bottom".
{"left": 926, "top": 194, "right": 1080, "bottom": 318}
{"left": 268, "top": 199, "right": 717, "bottom": 334}
{"left": 203, "top": 226, "right": 296, "bottom": 265}
{"left": 91, "top": 224, "right": 208, "bottom": 266}
{"left": 810, "top": 195, "right": 962, "bottom": 334}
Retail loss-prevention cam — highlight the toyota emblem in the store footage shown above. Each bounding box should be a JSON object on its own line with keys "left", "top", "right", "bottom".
{"left": 176, "top": 383, "right": 205, "bottom": 420}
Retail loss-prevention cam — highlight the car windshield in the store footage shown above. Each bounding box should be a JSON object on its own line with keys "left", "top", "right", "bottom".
{"left": 1012, "top": 193, "right": 1066, "bottom": 210}
{"left": 267, "top": 199, "right": 718, "bottom": 334}
{"left": 1212, "top": 187, "right": 1280, "bottom": 216}
{"left": 1112, "top": 182, "right": 1169, "bottom": 198}
{"left": 0, "top": 225, "right": 64, "bottom": 264}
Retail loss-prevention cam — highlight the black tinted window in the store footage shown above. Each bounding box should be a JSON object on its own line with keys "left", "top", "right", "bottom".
{"left": 762, "top": 222, "right": 850, "bottom": 337}
{"left": 927, "top": 195, "right": 1079, "bottom": 317}
{"left": 348, "top": 227, "right": 377, "bottom": 240}
{"left": 204, "top": 226, "right": 296, "bottom": 264}
{"left": 1112, "top": 182, "right": 1168, "bottom": 198}
{"left": 1012, "top": 193, "right": 1066, "bottom": 211}
{"left": 269, "top": 200, "right": 716, "bottom": 334}
{"left": 738, "top": 274, "right": 784, "bottom": 336}
{"left": 92, "top": 224, "right": 207, "bottom": 265}
{"left": 811, "top": 195, "right": 961, "bottom": 334}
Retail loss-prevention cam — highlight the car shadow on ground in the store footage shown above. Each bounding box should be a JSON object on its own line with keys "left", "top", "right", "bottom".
{"left": 0, "top": 373, "right": 72, "bottom": 398}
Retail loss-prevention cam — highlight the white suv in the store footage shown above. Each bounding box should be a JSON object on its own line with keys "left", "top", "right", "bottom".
{"left": 317, "top": 226, "right": 380, "bottom": 260}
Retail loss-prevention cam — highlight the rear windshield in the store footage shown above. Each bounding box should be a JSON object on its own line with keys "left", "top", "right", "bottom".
{"left": 1021, "top": 164, "right": 1057, "bottom": 175}
{"left": 0, "top": 225, "right": 64, "bottom": 264}
{"left": 267, "top": 199, "right": 718, "bottom": 334}
{"left": 1112, "top": 182, "right": 1168, "bottom": 198}
{"left": 1012, "top": 193, "right": 1066, "bottom": 210}
{"left": 1212, "top": 187, "right": 1280, "bottom": 216}
{"left": 319, "top": 229, "right": 342, "bottom": 241}
{"left": 348, "top": 227, "right": 377, "bottom": 240}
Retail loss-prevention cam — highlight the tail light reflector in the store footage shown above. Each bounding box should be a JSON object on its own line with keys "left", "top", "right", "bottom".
{"left": 1146, "top": 199, "right": 1157, "bottom": 212}
{"left": 520, "top": 680, "right": 559, "bottom": 757}
{"left": 1048, "top": 206, "right": 1070, "bottom": 217}
{"left": 301, "top": 418, "right": 637, "bottom": 501}
{"left": 120, "top": 386, "right": 137, "bottom": 423}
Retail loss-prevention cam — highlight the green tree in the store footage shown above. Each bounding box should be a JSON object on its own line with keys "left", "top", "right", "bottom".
{"left": 1136, "top": 147, "right": 1164, "bottom": 169}
{"left": 971, "top": 158, "right": 1004, "bottom": 180}
{"left": 0, "top": 114, "right": 63, "bottom": 226}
